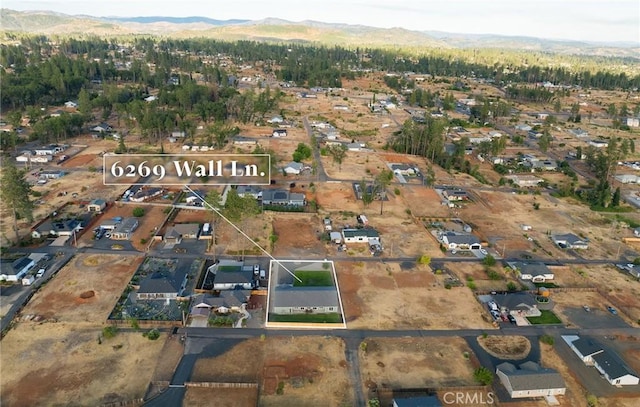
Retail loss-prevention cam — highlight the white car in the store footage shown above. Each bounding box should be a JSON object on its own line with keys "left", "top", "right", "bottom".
{"left": 36, "top": 268, "right": 45, "bottom": 278}
{"left": 480, "top": 249, "right": 488, "bottom": 255}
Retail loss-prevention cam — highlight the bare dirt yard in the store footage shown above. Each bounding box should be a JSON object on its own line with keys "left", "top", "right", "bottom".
{"left": 540, "top": 342, "right": 588, "bottom": 407}
{"left": 477, "top": 335, "right": 531, "bottom": 360}
{"left": 24, "top": 253, "right": 143, "bottom": 322}
{"left": 191, "top": 336, "right": 352, "bottom": 407}
{"left": 0, "top": 324, "right": 166, "bottom": 406}
{"left": 447, "top": 262, "right": 518, "bottom": 292}
{"left": 183, "top": 387, "right": 259, "bottom": 407}
{"left": 336, "top": 261, "right": 495, "bottom": 330}
{"left": 359, "top": 337, "right": 477, "bottom": 390}
{"left": 271, "top": 213, "right": 326, "bottom": 257}
{"left": 315, "top": 182, "right": 362, "bottom": 213}
{"left": 401, "top": 185, "right": 451, "bottom": 218}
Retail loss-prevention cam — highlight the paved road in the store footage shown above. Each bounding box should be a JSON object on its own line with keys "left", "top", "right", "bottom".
{"left": 303, "top": 115, "right": 330, "bottom": 182}
{"left": 344, "top": 337, "right": 365, "bottom": 406}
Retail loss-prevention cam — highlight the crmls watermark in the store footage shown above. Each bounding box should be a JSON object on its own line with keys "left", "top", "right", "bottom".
{"left": 442, "top": 391, "right": 495, "bottom": 405}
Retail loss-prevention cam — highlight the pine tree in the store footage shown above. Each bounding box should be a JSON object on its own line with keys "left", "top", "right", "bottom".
{"left": 1, "top": 162, "right": 34, "bottom": 241}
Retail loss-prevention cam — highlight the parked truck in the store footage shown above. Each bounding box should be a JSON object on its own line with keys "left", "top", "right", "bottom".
{"left": 22, "top": 276, "right": 35, "bottom": 286}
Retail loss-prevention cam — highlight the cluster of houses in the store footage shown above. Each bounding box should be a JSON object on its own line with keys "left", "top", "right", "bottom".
{"left": 16, "top": 144, "right": 67, "bottom": 164}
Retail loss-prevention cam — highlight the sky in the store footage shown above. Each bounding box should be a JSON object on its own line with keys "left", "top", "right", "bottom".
{"left": 3, "top": 0, "right": 640, "bottom": 44}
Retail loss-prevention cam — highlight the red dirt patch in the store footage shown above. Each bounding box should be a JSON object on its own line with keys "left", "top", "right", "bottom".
{"left": 79, "top": 290, "right": 95, "bottom": 299}
{"left": 262, "top": 354, "right": 322, "bottom": 395}
{"left": 335, "top": 267, "right": 363, "bottom": 322}
{"left": 61, "top": 154, "right": 97, "bottom": 167}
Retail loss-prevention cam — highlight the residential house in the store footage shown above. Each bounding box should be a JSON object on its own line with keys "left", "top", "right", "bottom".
{"left": 442, "top": 189, "right": 469, "bottom": 201}
{"left": 390, "top": 164, "right": 420, "bottom": 176}
{"left": 441, "top": 232, "right": 481, "bottom": 250}
{"left": 592, "top": 350, "right": 640, "bottom": 386}
{"left": 333, "top": 104, "right": 349, "bottom": 111}
{"left": 531, "top": 160, "right": 558, "bottom": 172}
{"left": 236, "top": 185, "right": 262, "bottom": 199}
{"left": 283, "top": 161, "right": 304, "bottom": 175}
{"left": 137, "top": 269, "right": 188, "bottom": 302}
{"left": 39, "top": 170, "right": 66, "bottom": 179}
{"left": 144, "top": 95, "right": 158, "bottom": 102}
{"left": 267, "top": 115, "right": 283, "bottom": 124}
{"left": 569, "top": 128, "right": 589, "bottom": 138}
{"left": 564, "top": 336, "right": 639, "bottom": 386}
{"left": 87, "top": 199, "right": 107, "bottom": 213}
{"left": 498, "top": 292, "right": 542, "bottom": 318}
{"left": 0, "top": 257, "right": 35, "bottom": 282}
{"left": 191, "top": 290, "right": 250, "bottom": 315}
{"left": 615, "top": 174, "right": 640, "bottom": 184}
{"left": 515, "top": 124, "right": 532, "bottom": 132}
{"left": 272, "top": 129, "right": 287, "bottom": 138}
{"left": 567, "top": 336, "right": 606, "bottom": 365}
{"left": 100, "top": 218, "right": 121, "bottom": 231}
{"left": 634, "top": 227, "right": 640, "bottom": 237}
{"left": 17, "top": 154, "right": 52, "bottom": 163}
{"left": 90, "top": 122, "right": 113, "bottom": 133}
{"left": 261, "top": 189, "right": 305, "bottom": 206}
{"left": 31, "top": 219, "right": 82, "bottom": 238}
{"left": 552, "top": 233, "right": 589, "bottom": 250}
{"left": 621, "top": 264, "right": 640, "bottom": 279}
{"left": 505, "top": 174, "right": 543, "bottom": 188}
{"left": 64, "top": 101, "right": 78, "bottom": 108}
{"left": 496, "top": 361, "right": 566, "bottom": 398}
{"left": 110, "top": 218, "right": 139, "bottom": 240}
{"left": 342, "top": 228, "right": 380, "bottom": 245}
{"left": 130, "top": 187, "right": 163, "bottom": 202}
{"left": 589, "top": 139, "right": 609, "bottom": 148}
{"left": 50, "top": 110, "right": 64, "bottom": 118}
{"left": 508, "top": 261, "right": 555, "bottom": 283}
{"left": 171, "top": 131, "right": 186, "bottom": 138}
{"left": 272, "top": 287, "right": 340, "bottom": 315}
{"left": 164, "top": 223, "right": 200, "bottom": 244}
{"left": 624, "top": 117, "right": 639, "bottom": 128}
{"left": 209, "top": 261, "right": 255, "bottom": 290}
{"left": 347, "top": 142, "right": 363, "bottom": 151}
{"left": 34, "top": 144, "right": 65, "bottom": 155}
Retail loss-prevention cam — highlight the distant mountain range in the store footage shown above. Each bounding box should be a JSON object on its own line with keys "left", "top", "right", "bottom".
{"left": 1, "top": 9, "right": 638, "bottom": 59}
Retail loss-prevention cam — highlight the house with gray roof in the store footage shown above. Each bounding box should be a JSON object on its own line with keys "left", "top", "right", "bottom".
{"left": 110, "top": 218, "right": 139, "bottom": 240}
{"left": 508, "top": 261, "right": 554, "bottom": 283}
{"left": 0, "top": 257, "right": 35, "bottom": 282}
{"left": 209, "top": 260, "right": 255, "bottom": 290}
{"left": 272, "top": 287, "right": 340, "bottom": 315}
{"left": 564, "top": 336, "right": 639, "bottom": 386}
{"left": 393, "top": 394, "right": 442, "bottom": 407}
{"left": 137, "top": 269, "right": 187, "bottom": 302}
{"left": 87, "top": 199, "right": 107, "bottom": 212}
{"left": 592, "top": 349, "right": 640, "bottom": 386}
{"left": 342, "top": 228, "right": 380, "bottom": 245}
{"left": 552, "top": 233, "right": 589, "bottom": 250}
{"left": 164, "top": 223, "right": 200, "bottom": 244}
{"left": 497, "top": 292, "right": 542, "bottom": 317}
{"left": 496, "top": 361, "right": 566, "bottom": 398}
{"left": 236, "top": 185, "right": 262, "bottom": 199}
{"left": 191, "top": 290, "right": 250, "bottom": 315}
{"left": 283, "top": 161, "right": 304, "bottom": 175}
{"left": 31, "top": 219, "right": 82, "bottom": 239}
{"left": 261, "top": 189, "right": 305, "bottom": 206}
{"left": 441, "top": 232, "right": 481, "bottom": 250}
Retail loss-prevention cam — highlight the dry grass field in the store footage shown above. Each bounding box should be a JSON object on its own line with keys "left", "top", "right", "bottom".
{"left": 336, "top": 261, "right": 495, "bottom": 330}
{"left": 359, "top": 337, "right": 477, "bottom": 389}
{"left": 477, "top": 335, "right": 531, "bottom": 360}
{"left": 191, "top": 336, "right": 352, "bottom": 407}
{"left": 23, "top": 254, "right": 143, "bottom": 322}
{"left": 0, "top": 252, "right": 164, "bottom": 406}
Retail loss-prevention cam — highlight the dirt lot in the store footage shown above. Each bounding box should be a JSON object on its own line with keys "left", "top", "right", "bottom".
{"left": 0, "top": 324, "right": 165, "bottom": 406}
{"left": 446, "top": 262, "right": 519, "bottom": 292}
{"left": 0, "top": 232, "right": 167, "bottom": 406}
{"left": 315, "top": 182, "right": 362, "bottom": 212}
{"left": 477, "top": 335, "right": 531, "bottom": 360}
{"left": 337, "top": 261, "right": 495, "bottom": 330}
{"left": 401, "top": 185, "right": 451, "bottom": 218}
{"left": 359, "top": 337, "right": 477, "bottom": 390}
{"left": 24, "top": 253, "right": 143, "bottom": 322}
{"left": 272, "top": 213, "right": 326, "bottom": 257}
{"left": 183, "top": 387, "right": 259, "bottom": 407}
{"left": 191, "top": 336, "right": 352, "bottom": 407}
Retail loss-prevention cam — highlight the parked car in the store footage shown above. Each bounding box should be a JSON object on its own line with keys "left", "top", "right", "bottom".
{"left": 36, "top": 268, "right": 45, "bottom": 278}
{"left": 607, "top": 306, "right": 618, "bottom": 315}
{"left": 507, "top": 315, "right": 516, "bottom": 324}
{"left": 583, "top": 305, "right": 591, "bottom": 312}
